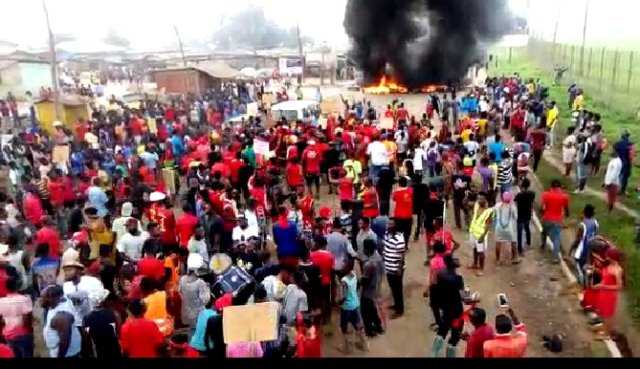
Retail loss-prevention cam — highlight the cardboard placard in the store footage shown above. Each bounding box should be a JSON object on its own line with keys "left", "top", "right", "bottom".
{"left": 253, "top": 139, "right": 270, "bottom": 156}
{"left": 161, "top": 168, "right": 176, "bottom": 196}
{"left": 52, "top": 145, "right": 70, "bottom": 164}
{"left": 147, "top": 118, "right": 158, "bottom": 135}
{"left": 222, "top": 302, "right": 279, "bottom": 344}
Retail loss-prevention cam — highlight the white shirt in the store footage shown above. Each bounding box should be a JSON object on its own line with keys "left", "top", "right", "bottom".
{"left": 244, "top": 210, "right": 259, "bottom": 231}
{"left": 366, "top": 141, "right": 390, "bottom": 166}
{"left": 479, "top": 100, "right": 490, "bottom": 113}
{"left": 63, "top": 276, "right": 105, "bottom": 327}
{"left": 604, "top": 157, "right": 623, "bottom": 186}
{"left": 116, "top": 231, "right": 149, "bottom": 261}
{"left": 232, "top": 226, "right": 259, "bottom": 243}
{"left": 464, "top": 141, "right": 480, "bottom": 158}
{"left": 413, "top": 148, "right": 426, "bottom": 171}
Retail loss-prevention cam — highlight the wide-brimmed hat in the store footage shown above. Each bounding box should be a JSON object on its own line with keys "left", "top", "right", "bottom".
{"left": 61, "top": 248, "right": 84, "bottom": 270}
{"left": 149, "top": 191, "right": 167, "bottom": 202}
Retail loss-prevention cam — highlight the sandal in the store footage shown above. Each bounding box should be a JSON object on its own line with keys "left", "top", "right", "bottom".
{"left": 475, "top": 270, "right": 484, "bottom": 277}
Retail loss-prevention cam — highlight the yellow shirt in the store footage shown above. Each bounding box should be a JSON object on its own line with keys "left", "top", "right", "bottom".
{"left": 477, "top": 119, "right": 488, "bottom": 136}
{"left": 461, "top": 129, "right": 472, "bottom": 143}
{"left": 573, "top": 95, "right": 584, "bottom": 111}
{"left": 547, "top": 107, "right": 559, "bottom": 127}
{"left": 343, "top": 159, "right": 363, "bottom": 182}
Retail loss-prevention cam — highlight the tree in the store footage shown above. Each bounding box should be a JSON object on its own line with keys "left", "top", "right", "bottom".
{"left": 212, "top": 6, "right": 313, "bottom": 51}
{"left": 104, "top": 27, "right": 131, "bottom": 48}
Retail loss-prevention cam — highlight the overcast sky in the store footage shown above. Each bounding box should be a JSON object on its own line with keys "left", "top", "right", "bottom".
{"left": 1, "top": 0, "right": 638, "bottom": 50}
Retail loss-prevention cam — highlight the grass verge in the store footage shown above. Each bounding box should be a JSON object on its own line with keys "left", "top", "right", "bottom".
{"left": 534, "top": 159, "right": 640, "bottom": 326}
{"left": 489, "top": 52, "right": 639, "bottom": 211}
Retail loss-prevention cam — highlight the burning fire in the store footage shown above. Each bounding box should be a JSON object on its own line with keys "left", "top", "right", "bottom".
{"left": 363, "top": 76, "right": 448, "bottom": 95}
{"left": 363, "top": 76, "right": 408, "bottom": 94}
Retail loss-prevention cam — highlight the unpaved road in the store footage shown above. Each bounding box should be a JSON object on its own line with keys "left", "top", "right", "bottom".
{"left": 322, "top": 91, "right": 606, "bottom": 358}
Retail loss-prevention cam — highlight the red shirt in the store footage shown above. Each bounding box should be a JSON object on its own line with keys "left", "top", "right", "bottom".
{"left": 228, "top": 159, "right": 244, "bottom": 183}
{"left": 23, "top": 193, "right": 44, "bottom": 227}
{"left": 432, "top": 228, "right": 454, "bottom": 253}
{"left": 529, "top": 129, "right": 546, "bottom": 151}
{"left": 465, "top": 324, "right": 495, "bottom": 358}
{"left": 129, "top": 118, "right": 142, "bottom": 136}
{"left": 47, "top": 179, "right": 64, "bottom": 207}
{"left": 157, "top": 208, "right": 177, "bottom": 246}
{"left": 75, "top": 123, "right": 88, "bottom": 142}
{"left": 362, "top": 188, "right": 380, "bottom": 219}
{"left": 392, "top": 187, "right": 413, "bottom": 219}
{"left": 302, "top": 147, "right": 322, "bottom": 175}
{"left": 121, "top": 318, "right": 165, "bottom": 358}
{"left": 0, "top": 344, "right": 14, "bottom": 358}
{"left": 176, "top": 212, "right": 199, "bottom": 248}
{"left": 397, "top": 108, "right": 409, "bottom": 122}
{"left": 164, "top": 108, "right": 177, "bottom": 122}
{"left": 138, "top": 256, "right": 167, "bottom": 281}
{"left": 250, "top": 188, "right": 267, "bottom": 218}
{"left": 541, "top": 189, "right": 569, "bottom": 222}
{"left": 337, "top": 178, "right": 354, "bottom": 202}
{"left": 35, "top": 227, "right": 61, "bottom": 258}
{"left": 211, "top": 162, "right": 231, "bottom": 178}
{"left": 310, "top": 250, "right": 335, "bottom": 285}
{"left": 286, "top": 163, "right": 305, "bottom": 188}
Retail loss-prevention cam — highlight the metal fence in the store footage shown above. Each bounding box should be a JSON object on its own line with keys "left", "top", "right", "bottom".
{"left": 492, "top": 38, "right": 640, "bottom": 118}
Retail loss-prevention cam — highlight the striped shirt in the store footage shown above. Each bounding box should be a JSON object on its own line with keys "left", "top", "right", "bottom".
{"left": 383, "top": 232, "right": 406, "bottom": 274}
{"left": 497, "top": 158, "right": 513, "bottom": 186}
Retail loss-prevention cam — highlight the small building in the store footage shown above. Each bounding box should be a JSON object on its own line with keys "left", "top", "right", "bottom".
{"left": 35, "top": 95, "right": 90, "bottom": 134}
{"left": 149, "top": 61, "right": 241, "bottom": 96}
{"left": 0, "top": 57, "right": 51, "bottom": 97}
{"left": 149, "top": 67, "right": 215, "bottom": 96}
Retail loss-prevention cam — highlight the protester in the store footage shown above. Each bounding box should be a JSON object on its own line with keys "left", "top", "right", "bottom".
{"left": 483, "top": 308, "right": 527, "bottom": 358}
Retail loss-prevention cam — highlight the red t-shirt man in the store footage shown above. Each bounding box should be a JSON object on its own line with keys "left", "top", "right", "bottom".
{"left": 35, "top": 226, "right": 61, "bottom": 259}
{"left": 465, "top": 324, "right": 496, "bottom": 358}
{"left": 310, "top": 249, "right": 335, "bottom": 286}
{"left": 541, "top": 185, "right": 569, "bottom": 223}
{"left": 176, "top": 212, "right": 199, "bottom": 248}
{"left": 228, "top": 157, "right": 245, "bottom": 184}
{"left": 392, "top": 187, "right": 413, "bottom": 219}
{"left": 121, "top": 317, "right": 165, "bottom": 358}
{"left": 302, "top": 145, "right": 322, "bottom": 176}
{"left": 286, "top": 162, "right": 305, "bottom": 188}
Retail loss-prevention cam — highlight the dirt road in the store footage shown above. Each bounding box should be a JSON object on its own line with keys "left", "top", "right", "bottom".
{"left": 321, "top": 91, "right": 606, "bottom": 357}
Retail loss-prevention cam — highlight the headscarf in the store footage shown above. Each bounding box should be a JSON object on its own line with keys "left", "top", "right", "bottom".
{"left": 501, "top": 191, "right": 513, "bottom": 203}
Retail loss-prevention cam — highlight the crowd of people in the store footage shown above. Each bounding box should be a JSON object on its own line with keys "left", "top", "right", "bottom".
{"left": 0, "top": 68, "right": 627, "bottom": 359}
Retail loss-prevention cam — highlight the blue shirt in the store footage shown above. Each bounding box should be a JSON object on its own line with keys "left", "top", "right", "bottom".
{"left": 341, "top": 273, "right": 360, "bottom": 311}
{"left": 171, "top": 135, "right": 184, "bottom": 156}
{"left": 488, "top": 142, "right": 506, "bottom": 163}
{"left": 190, "top": 309, "right": 218, "bottom": 351}
{"left": 139, "top": 151, "right": 159, "bottom": 170}
{"left": 87, "top": 186, "right": 109, "bottom": 217}
{"left": 272, "top": 221, "right": 301, "bottom": 258}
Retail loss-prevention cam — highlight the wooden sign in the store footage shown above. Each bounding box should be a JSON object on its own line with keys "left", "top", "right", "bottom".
{"left": 222, "top": 302, "right": 279, "bottom": 344}
{"left": 52, "top": 145, "right": 70, "bottom": 164}
{"left": 161, "top": 168, "right": 176, "bottom": 196}
{"left": 253, "top": 139, "right": 270, "bottom": 156}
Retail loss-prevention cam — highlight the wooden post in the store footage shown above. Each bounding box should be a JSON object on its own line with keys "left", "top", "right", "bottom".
{"left": 41, "top": 0, "right": 61, "bottom": 121}
{"left": 579, "top": 0, "right": 591, "bottom": 76}
{"left": 508, "top": 47, "right": 513, "bottom": 63}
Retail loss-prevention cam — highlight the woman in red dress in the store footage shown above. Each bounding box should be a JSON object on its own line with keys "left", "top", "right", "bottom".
{"left": 594, "top": 248, "right": 624, "bottom": 340}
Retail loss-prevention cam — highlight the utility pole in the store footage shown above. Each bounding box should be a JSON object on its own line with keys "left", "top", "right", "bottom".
{"left": 579, "top": 0, "right": 591, "bottom": 76}
{"left": 551, "top": 6, "right": 561, "bottom": 64}
{"left": 173, "top": 25, "right": 187, "bottom": 67}
{"left": 296, "top": 21, "right": 306, "bottom": 84}
{"left": 41, "top": 0, "right": 61, "bottom": 121}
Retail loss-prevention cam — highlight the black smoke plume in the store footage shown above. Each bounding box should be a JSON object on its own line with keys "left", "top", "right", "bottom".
{"left": 344, "top": 0, "right": 511, "bottom": 88}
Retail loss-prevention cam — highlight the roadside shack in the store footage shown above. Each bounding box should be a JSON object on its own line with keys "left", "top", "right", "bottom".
{"left": 35, "top": 95, "right": 91, "bottom": 134}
